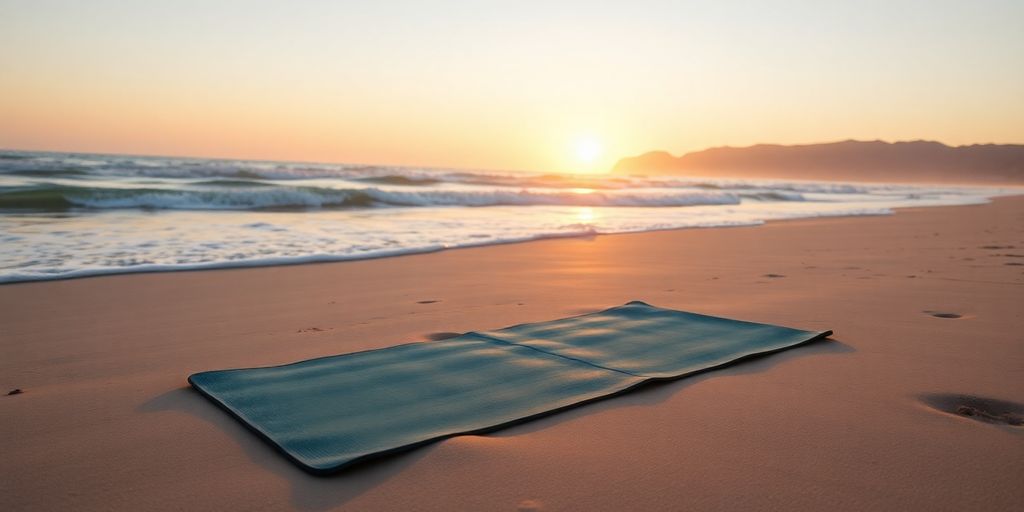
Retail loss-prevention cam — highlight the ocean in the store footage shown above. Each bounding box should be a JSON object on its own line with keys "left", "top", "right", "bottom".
{"left": 0, "top": 150, "right": 1015, "bottom": 283}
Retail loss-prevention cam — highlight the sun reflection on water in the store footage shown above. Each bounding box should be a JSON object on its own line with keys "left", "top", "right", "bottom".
{"left": 576, "top": 206, "right": 596, "bottom": 223}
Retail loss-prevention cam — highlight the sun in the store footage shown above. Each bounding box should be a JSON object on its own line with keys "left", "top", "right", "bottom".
{"left": 575, "top": 138, "right": 603, "bottom": 164}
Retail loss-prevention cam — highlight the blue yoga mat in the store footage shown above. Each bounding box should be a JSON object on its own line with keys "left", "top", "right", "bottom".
{"left": 189, "top": 301, "right": 831, "bottom": 474}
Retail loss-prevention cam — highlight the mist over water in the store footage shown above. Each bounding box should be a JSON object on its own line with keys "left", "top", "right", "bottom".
{"left": 0, "top": 151, "right": 1015, "bottom": 283}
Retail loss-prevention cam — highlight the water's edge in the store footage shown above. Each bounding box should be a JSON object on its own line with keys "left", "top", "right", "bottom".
{"left": 5, "top": 196, "right": 1018, "bottom": 285}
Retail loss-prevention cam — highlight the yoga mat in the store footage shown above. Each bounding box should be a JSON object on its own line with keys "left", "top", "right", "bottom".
{"left": 189, "top": 301, "right": 831, "bottom": 474}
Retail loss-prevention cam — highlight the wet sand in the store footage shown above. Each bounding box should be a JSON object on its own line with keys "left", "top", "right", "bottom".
{"left": 2, "top": 196, "right": 1023, "bottom": 511}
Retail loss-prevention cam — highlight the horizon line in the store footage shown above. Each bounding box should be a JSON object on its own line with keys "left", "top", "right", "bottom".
{"left": 4, "top": 137, "right": 1023, "bottom": 174}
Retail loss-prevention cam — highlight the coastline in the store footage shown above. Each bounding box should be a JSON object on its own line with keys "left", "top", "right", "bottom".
{"left": 2, "top": 188, "right": 1018, "bottom": 285}
{"left": 2, "top": 197, "right": 1023, "bottom": 511}
{"left": 3, "top": 149, "right": 1019, "bottom": 285}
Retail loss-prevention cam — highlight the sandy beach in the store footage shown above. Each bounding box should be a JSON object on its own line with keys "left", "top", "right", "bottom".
{"left": 2, "top": 196, "right": 1022, "bottom": 511}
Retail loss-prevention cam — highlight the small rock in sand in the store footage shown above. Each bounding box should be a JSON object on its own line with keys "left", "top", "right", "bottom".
{"left": 517, "top": 499, "right": 544, "bottom": 511}
{"left": 956, "top": 405, "right": 977, "bottom": 416}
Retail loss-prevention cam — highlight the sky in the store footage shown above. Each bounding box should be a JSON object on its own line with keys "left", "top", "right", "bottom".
{"left": 1, "top": 1, "right": 1022, "bottom": 173}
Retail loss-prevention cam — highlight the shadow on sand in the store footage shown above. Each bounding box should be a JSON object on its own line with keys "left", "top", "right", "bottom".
{"left": 140, "top": 336, "right": 853, "bottom": 510}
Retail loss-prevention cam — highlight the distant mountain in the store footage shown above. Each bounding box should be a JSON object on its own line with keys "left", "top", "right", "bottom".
{"left": 612, "top": 140, "right": 1024, "bottom": 184}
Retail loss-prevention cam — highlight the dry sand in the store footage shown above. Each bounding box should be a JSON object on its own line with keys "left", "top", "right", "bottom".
{"left": 2, "top": 197, "right": 1023, "bottom": 511}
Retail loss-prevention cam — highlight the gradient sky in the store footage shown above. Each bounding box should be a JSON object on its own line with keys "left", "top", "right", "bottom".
{"left": 1, "top": 1, "right": 1022, "bottom": 173}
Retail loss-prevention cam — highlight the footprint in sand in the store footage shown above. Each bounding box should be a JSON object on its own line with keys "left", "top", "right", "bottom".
{"left": 920, "top": 393, "right": 1024, "bottom": 427}
{"left": 923, "top": 310, "right": 963, "bottom": 319}
{"left": 424, "top": 332, "right": 461, "bottom": 341}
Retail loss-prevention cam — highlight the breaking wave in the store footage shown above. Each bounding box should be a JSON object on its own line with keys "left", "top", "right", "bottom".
{"left": 0, "top": 151, "right": 882, "bottom": 193}
{"left": 0, "top": 183, "right": 771, "bottom": 211}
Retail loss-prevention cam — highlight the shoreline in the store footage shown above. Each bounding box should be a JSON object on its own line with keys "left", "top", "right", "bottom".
{"left": 2, "top": 196, "right": 1022, "bottom": 511}
{"left": 3, "top": 192, "right": 1019, "bottom": 286}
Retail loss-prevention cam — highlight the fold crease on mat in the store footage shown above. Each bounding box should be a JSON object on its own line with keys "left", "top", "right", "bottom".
{"left": 188, "top": 301, "right": 832, "bottom": 474}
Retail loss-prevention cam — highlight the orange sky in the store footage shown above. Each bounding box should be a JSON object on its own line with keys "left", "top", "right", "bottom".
{"left": 2, "top": 1, "right": 1023, "bottom": 173}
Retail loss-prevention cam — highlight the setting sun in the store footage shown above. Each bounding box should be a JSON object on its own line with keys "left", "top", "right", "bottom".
{"left": 575, "top": 138, "right": 603, "bottom": 164}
